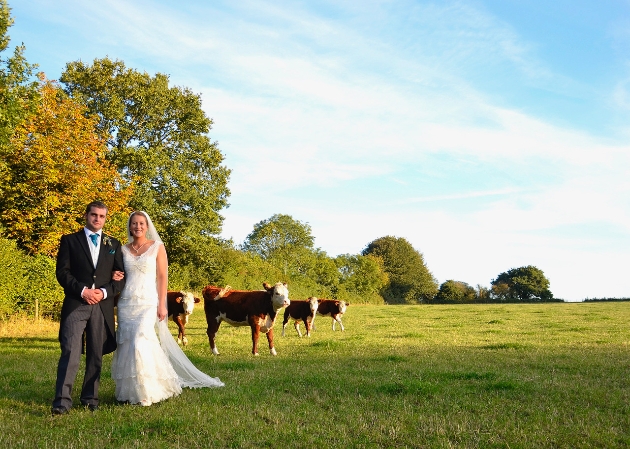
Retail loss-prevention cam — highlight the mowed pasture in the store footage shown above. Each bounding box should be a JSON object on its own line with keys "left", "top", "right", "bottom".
{"left": 1, "top": 302, "right": 629, "bottom": 448}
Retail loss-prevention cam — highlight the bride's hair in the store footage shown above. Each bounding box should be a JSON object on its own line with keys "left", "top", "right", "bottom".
{"left": 127, "top": 211, "right": 163, "bottom": 244}
{"left": 129, "top": 210, "right": 149, "bottom": 224}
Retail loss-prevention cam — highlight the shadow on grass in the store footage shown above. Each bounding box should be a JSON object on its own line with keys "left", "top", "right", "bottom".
{"left": 0, "top": 336, "right": 58, "bottom": 351}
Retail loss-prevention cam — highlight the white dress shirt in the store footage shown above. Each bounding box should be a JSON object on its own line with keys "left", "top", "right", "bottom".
{"left": 82, "top": 227, "right": 107, "bottom": 299}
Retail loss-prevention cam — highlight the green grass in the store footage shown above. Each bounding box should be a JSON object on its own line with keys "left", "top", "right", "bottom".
{"left": 1, "top": 302, "right": 630, "bottom": 448}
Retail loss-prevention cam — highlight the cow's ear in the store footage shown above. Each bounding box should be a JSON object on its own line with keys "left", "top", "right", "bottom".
{"left": 283, "top": 282, "right": 288, "bottom": 287}
{"left": 194, "top": 297, "right": 201, "bottom": 303}
{"left": 176, "top": 296, "right": 183, "bottom": 303}
{"left": 346, "top": 302, "right": 350, "bottom": 306}
{"left": 263, "top": 282, "right": 271, "bottom": 290}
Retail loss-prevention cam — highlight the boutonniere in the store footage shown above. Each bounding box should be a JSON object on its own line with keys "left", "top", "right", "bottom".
{"left": 102, "top": 235, "right": 112, "bottom": 247}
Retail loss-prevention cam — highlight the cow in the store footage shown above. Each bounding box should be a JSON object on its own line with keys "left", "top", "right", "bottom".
{"left": 282, "top": 297, "right": 319, "bottom": 337}
{"left": 203, "top": 282, "right": 290, "bottom": 356}
{"left": 315, "top": 299, "right": 349, "bottom": 331}
{"left": 167, "top": 291, "right": 200, "bottom": 346}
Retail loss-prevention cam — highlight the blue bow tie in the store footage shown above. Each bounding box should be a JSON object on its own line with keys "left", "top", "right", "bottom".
{"left": 89, "top": 233, "right": 99, "bottom": 247}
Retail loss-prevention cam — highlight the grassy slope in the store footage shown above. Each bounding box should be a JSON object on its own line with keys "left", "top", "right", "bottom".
{"left": 1, "top": 302, "right": 629, "bottom": 448}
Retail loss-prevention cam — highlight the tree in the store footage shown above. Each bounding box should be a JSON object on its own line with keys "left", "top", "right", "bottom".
{"left": 335, "top": 253, "right": 388, "bottom": 304}
{"left": 242, "top": 213, "right": 314, "bottom": 260}
{"left": 0, "top": 79, "right": 132, "bottom": 256}
{"left": 0, "top": 0, "right": 38, "bottom": 193}
{"left": 434, "top": 280, "right": 476, "bottom": 304}
{"left": 491, "top": 265, "right": 553, "bottom": 302}
{"left": 59, "top": 58, "right": 230, "bottom": 265}
{"left": 362, "top": 236, "right": 438, "bottom": 304}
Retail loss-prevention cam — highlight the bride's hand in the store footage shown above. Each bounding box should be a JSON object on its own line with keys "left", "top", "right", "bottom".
{"left": 111, "top": 270, "right": 124, "bottom": 281}
{"left": 157, "top": 304, "right": 168, "bottom": 321}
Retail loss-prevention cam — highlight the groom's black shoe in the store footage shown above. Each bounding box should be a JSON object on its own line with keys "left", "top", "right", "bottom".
{"left": 81, "top": 401, "right": 98, "bottom": 412}
{"left": 51, "top": 406, "right": 68, "bottom": 415}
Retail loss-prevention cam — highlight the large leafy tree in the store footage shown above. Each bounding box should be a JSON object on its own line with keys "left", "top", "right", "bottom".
{"left": 242, "top": 213, "right": 314, "bottom": 260}
{"left": 0, "top": 0, "right": 38, "bottom": 193}
{"left": 241, "top": 214, "right": 341, "bottom": 295}
{"left": 59, "top": 58, "right": 230, "bottom": 265}
{"left": 335, "top": 253, "right": 388, "bottom": 303}
{"left": 0, "top": 79, "right": 132, "bottom": 256}
{"left": 434, "top": 280, "right": 477, "bottom": 304}
{"left": 491, "top": 265, "right": 554, "bottom": 302}
{"left": 362, "top": 236, "right": 438, "bottom": 304}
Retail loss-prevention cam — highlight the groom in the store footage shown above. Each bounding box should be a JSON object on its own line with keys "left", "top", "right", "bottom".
{"left": 51, "top": 201, "right": 125, "bottom": 415}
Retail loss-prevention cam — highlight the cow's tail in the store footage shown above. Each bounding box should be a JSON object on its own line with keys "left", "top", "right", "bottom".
{"left": 214, "top": 285, "right": 232, "bottom": 300}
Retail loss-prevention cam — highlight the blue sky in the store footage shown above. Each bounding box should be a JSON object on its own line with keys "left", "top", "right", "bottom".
{"left": 10, "top": 0, "right": 630, "bottom": 301}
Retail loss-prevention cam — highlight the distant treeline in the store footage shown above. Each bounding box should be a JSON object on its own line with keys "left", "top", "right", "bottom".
{"left": 583, "top": 298, "right": 630, "bottom": 302}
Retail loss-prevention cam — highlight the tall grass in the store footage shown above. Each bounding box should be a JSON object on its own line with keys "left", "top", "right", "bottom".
{"left": 1, "top": 302, "right": 629, "bottom": 448}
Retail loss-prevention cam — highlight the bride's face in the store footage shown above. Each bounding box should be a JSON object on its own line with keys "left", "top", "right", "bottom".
{"left": 129, "top": 215, "right": 148, "bottom": 239}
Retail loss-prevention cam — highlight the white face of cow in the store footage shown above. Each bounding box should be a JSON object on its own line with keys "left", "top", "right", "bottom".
{"left": 181, "top": 292, "right": 196, "bottom": 315}
{"left": 308, "top": 297, "right": 319, "bottom": 314}
{"left": 271, "top": 283, "right": 290, "bottom": 312}
{"left": 338, "top": 301, "right": 347, "bottom": 314}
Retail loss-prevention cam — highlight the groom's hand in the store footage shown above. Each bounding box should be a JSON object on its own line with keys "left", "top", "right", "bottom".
{"left": 83, "top": 289, "right": 104, "bottom": 304}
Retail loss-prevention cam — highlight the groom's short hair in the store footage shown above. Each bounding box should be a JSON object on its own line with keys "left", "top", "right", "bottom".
{"left": 85, "top": 201, "right": 108, "bottom": 215}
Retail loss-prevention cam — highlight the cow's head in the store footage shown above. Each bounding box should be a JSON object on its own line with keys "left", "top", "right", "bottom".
{"left": 264, "top": 282, "right": 290, "bottom": 311}
{"left": 337, "top": 300, "right": 348, "bottom": 314}
{"left": 177, "top": 291, "right": 198, "bottom": 315}
{"left": 307, "top": 296, "right": 319, "bottom": 314}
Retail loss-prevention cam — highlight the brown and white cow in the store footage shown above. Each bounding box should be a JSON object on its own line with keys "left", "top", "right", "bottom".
{"left": 202, "top": 282, "right": 290, "bottom": 356}
{"left": 167, "top": 291, "right": 200, "bottom": 346}
{"left": 316, "top": 299, "right": 349, "bottom": 331}
{"left": 282, "top": 296, "right": 319, "bottom": 337}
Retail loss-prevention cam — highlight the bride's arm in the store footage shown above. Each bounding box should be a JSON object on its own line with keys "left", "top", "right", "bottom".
{"left": 156, "top": 244, "right": 169, "bottom": 321}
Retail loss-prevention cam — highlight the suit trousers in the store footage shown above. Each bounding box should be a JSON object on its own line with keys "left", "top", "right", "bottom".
{"left": 53, "top": 303, "right": 106, "bottom": 409}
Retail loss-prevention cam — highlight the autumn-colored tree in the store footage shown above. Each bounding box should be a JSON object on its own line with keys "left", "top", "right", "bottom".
{"left": 0, "top": 78, "right": 132, "bottom": 256}
{"left": 0, "top": 0, "right": 39, "bottom": 189}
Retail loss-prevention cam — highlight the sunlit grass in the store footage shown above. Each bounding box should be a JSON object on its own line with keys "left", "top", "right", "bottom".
{"left": 1, "top": 302, "right": 630, "bottom": 448}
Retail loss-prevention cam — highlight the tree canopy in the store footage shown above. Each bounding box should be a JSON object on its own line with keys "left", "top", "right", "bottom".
{"left": 0, "top": 0, "right": 38, "bottom": 202}
{"left": 491, "top": 265, "right": 553, "bottom": 302}
{"left": 59, "top": 58, "right": 231, "bottom": 265}
{"left": 434, "top": 280, "right": 477, "bottom": 303}
{"left": 335, "top": 253, "right": 388, "bottom": 303}
{"left": 0, "top": 79, "right": 132, "bottom": 256}
{"left": 362, "top": 236, "right": 438, "bottom": 304}
{"left": 242, "top": 214, "right": 315, "bottom": 261}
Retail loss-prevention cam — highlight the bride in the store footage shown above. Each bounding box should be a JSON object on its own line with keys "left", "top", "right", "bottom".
{"left": 111, "top": 211, "right": 223, "bottom": 406}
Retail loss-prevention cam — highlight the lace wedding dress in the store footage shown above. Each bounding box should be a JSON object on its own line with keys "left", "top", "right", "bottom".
{"left": 111, "top": 242, "right": 223, "bottom": 406}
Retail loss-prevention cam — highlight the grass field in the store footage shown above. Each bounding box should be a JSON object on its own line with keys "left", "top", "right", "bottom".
{"left": 1, "top": 302, "right": 629, "bottom": 448}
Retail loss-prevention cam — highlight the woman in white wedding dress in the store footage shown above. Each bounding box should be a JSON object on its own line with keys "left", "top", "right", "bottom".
{"left": 111, "top": 211, "right": 223, "bottom": 406}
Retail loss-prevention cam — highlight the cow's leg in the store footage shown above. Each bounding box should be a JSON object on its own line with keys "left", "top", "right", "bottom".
{"left": 250, "top": 322, "right": 261, "bottom": 356}
{"left": 282, "top": 317, "right": 289, "bottom": 337}
{"left": 206, "top": 320, "right": 221, "bottom": 355}
{"left": 333, "top": 316, "right": 345, "bottom": 331}
{"left": 305, "top": 316, "right": 312, "bottom": 337}
{"left": 179, "top": 313, "right": 189, "bottom": 345}
{"left": 174, "top": 315, "right": 186, "bottom": 345}
{"left": 294, "top": 321, "right": 302, "bottom": 338}
{"left": 266, "top": 328, "right": 277, "bottom": 356}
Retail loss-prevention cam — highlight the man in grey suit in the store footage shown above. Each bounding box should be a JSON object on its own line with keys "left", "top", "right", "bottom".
{"left": 51, "top": 201, "right": 125, "bottom": 415}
